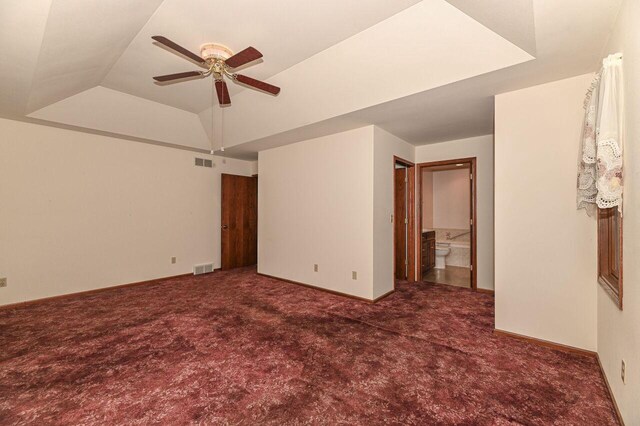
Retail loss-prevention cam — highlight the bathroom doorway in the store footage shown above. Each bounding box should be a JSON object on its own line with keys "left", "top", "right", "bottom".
{"left": 418, "top": 158, "right": 476, "bottom": 289}
{"left": 393, "top": 156, "right": 416, "bottom": 282}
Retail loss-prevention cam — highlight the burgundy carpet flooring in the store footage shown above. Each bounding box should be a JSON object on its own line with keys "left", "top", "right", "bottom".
{"left": 1, "top": 268, "right": 618, "bottom": 425}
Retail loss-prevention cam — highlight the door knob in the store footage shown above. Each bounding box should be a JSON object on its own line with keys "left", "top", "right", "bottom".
{"left": 222, "top": 225, "right": 228, "bottom": 230}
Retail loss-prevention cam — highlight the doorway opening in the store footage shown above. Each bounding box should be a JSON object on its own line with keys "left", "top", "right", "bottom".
{"left": 393, "top": 156, "right": 416, "bottom": 282}
{"left": 418, "top": 158, "right": 477, "bottom": 289}
{"left": 221, "top": 173, "right": 258, "bottom": 270}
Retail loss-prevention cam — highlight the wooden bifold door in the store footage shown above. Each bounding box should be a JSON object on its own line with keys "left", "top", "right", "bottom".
{"left": 393, "top": 157, "right": 415, "bottom": 282}
{"left": 221, "top": 174, "right": 258, "bottom": 270}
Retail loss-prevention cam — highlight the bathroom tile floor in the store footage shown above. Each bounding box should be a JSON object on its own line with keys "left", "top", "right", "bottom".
{"left": 423, "top": 265, "right": 471, "bottom": 288}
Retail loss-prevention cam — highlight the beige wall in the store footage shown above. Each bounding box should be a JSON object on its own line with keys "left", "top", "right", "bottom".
{"left": 597, "top": 0, "right": 640, "bottom": 423}
{"left": 257, "top": 126, "right": 375, "bottom": 299}
{"left": 433, "top": 168, "right": 470, "bottom": 230}
{"left": 257, "top": 125, "right": 414, "bottom": 300}
{"left": 421, "top": 170, "right": 434, "bottom": 229}
{"left": 415, "top": 135, "right": 494, "bottom": 290}
{"left": 0, "top": 118, "right": 255, "bottom": 306}
{"left": 372, "top": 127, "right": 415, "bottom": 298}
{"left": 495, "top": 74, "right": 597, "bottom": 351}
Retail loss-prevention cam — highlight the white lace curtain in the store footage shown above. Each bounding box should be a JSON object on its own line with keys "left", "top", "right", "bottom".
{"left": 577, "top": 53, "right": 624, "bottom": 216}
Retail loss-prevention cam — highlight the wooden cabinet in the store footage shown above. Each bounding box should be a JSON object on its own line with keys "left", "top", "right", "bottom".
{"left": 421, "top": 231, "right": 436, "bottom": 276}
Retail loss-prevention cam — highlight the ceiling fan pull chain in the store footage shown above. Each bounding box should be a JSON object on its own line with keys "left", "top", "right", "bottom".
{"left": 220, "top": 102, "right": 225, "bottom": 152}
{"left": 210, "top": 76, "right": 215, "bottom": 154}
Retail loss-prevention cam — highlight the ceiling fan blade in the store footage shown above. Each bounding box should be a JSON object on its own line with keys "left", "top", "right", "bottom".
{"left": 225, "top": 47, "right": 263, "bottom": 69}
{"left": 215, "top": 80, "right": 231, "bottom": 105}
{"left": 235, "top": 74, "right": 281, "bottom": 95}
{"left": 152, "top": 36, "right": 206, "bottom": 65}
{"left": 153, "top": 71, "right": 203, "bottom": 82}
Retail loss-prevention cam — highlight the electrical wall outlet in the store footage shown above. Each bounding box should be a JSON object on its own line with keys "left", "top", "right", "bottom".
{"left": 0, "top": 277, "right": 6, "bottom": 288}
{"left": 352, "top": 271, "right": 357, "bottom": 280}
{"left": 621, "top": 360, "right": 626, "bottom": 384}
{"left": 314, "top": 264, "right": 318, "bottom": 272}
{"left": 171, "top": 256, "right": 177, "bottom": 264}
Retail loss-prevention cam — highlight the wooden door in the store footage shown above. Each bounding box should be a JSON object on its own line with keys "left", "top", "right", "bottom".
{"left": 394, "top": 168, "right": 407, "bottom": 279}
{"left": 221, "top": 174, "right": 258, "bottom": 269}
{"left": 468, "top": 162, "right": 475, "bottom": 288}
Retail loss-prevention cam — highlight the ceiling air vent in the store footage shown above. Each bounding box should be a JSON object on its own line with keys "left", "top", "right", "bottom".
{"left": 194, "top": 263, "right": 215, "bottom": 275}
{"left": 195, "top": 158, "right": 213, "bottom": 168}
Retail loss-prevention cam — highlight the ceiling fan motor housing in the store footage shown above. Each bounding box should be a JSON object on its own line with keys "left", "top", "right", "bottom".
{"left": 200, "top": 43, "right": 233, "bottom": 63}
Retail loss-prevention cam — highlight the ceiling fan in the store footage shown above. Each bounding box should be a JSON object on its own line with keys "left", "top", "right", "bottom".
{"left": 151, "top": 36, "right": 281, "bottom": 106}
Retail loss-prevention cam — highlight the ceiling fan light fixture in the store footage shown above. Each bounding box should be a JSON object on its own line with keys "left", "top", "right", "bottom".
{"left": 200, "top": 43, "right": 233, "bottom": 62}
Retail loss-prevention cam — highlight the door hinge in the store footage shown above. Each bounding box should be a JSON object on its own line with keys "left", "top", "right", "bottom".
{"left": 470, "top": 219, "right": 473, "bottom": 226}
{"left": 470, "top": 174, "right": 473, "bottom": 180}
{"left": 404, "top": 218, "right": 408, "bottom": 224}
{"left": 470, "top": 265, "right": 473, "bottom": 271}
{"left": 405, "top": 259, "right": 409, "bottom": 265}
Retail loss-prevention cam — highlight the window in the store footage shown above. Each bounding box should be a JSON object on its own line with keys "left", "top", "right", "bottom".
{"left": 598, "top": 207, "right": 623, "bottom": 308}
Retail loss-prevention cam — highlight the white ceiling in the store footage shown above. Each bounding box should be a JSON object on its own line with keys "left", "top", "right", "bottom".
{"left": 217, "top": 0, "right": 533, "bottom": 151}
{"left": 0, "top": 1, "right": 52, "bottom": 116}
{"left": 361, "top": 0, "right": 623, "bottom": 145}
{"left": 445, "top": 0, "right": 537, "bottom": 56}
{"left": 100, "top": 0, "right": 421, "bottom": 114}
{"left": 1, "top": 0, "right": 419, "bottom": 116}
{"left": 219, "top": 0, "right": 623, "bottom": 157}
{"left": 0, "top": 0, "right": 624, "bottom": 158}
{"left": 27, "top": 0, "right": 165, "bottom": 114}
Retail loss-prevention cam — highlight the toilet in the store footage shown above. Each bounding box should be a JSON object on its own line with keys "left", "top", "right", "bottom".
{"left": 434, "top": 243, "right": 451, "bottom": 269}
